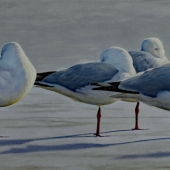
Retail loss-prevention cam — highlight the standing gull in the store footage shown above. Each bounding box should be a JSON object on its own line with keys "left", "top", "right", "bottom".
{"left": 92, "top": 63, "right": 170, "bottom": 112}
{"left": 101, "top": 38, "right": 169, "bottom": 130}
{"left": 35, "top": 47, "right": 136, "bottom": 137}
{"left": 129, "top": 37, "right": 169, "bottom": 129}
{"left": 0, "top": 42, "right": 36, "bottom": 136}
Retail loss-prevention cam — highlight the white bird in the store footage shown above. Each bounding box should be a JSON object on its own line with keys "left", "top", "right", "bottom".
{"left": 35, "top": 47, "right": 137, "bottom": 137}
{"left": 141, "top": 37, "right": 168, "bottom": 65}
{"left": 100, "top": 37, "right": 169, "bottom": 130}
{"left": 129, "top": 37, "right": 169, "bottom": 129}
{"left": 0, "top": 42, "right": 36, "bottom": 106}
{"left": 92, "top": 63, "right": 170, "bottom": 113}
{"left": 0, "top": 42, "right": 36, "bottom": 136}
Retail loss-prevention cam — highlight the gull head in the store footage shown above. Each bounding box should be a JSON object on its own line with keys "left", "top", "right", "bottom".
{"left": 100, "top": 46, "right": 132, "bottom": 64}
{"left": 141, "top": 37, "right": 165, "bottom": 59}
{"left": 1, "top": 42, "right": 21, "bottom": 59}
{"left": 100, "top": 46, "right": 136, "bottom": 75}
{"left": 0, "top": 42, "right": 27, "bottom": 70}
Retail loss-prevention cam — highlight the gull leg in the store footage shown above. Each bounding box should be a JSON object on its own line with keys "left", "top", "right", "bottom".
{"left": 94, "top": 107, "right": 102, "bottom": 137}
{"left": 133, "top": 102, "right": 140, "bottom": 130}
{"left": 132, "top": 102, "right": 148, "bottom": 130}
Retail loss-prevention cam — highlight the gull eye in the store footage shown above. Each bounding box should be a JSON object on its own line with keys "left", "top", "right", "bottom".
{"left": 0, "top": 51, "right": 4, "bottom": 58}
{"left": 154, "top": 48, "right": 159, "bottom": 51}
{"left": 102, "top": 57, "right": 107, "bottom": 62}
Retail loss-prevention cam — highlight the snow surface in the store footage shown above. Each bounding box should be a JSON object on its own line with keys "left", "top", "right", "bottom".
{"left": 1, "top": 0, "right": 170, "bottom": 169}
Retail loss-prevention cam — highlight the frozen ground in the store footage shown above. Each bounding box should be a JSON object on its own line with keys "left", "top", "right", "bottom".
{"left": 0, "top": 0, "right": 170, "bottom": 169}
{"left": 1, "top": 88, "right": 170, "bottom": 170}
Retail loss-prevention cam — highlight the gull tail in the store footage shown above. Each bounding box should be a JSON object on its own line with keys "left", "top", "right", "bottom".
{"left": 35, "top": 71, "right": 56, "bottom": 82}
{"left": 34, "top": 71, "right": 56, "bottom": 87}
{"left": 92, "top": 82, "right": 124, "bottom": 92}
{"left": 92, "top": 82, "right": 139, "bottom": 94}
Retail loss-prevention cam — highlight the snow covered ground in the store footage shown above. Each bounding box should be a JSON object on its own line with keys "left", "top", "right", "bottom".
{"left": 1, "top": 88, "right": 170, "bottom": 169}
{"left": 0, "top": 0, "right": 170, "bottom": 169}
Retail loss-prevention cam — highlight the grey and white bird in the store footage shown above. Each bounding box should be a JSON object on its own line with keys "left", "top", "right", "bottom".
{"left": 92, "top": 63, "right": 170, "bottom": 113}
{"left": 35, "top": 47, "right": 136, "bottom": 137}
{"left": 100, "top": 37, "right": 169, "bottom": 130}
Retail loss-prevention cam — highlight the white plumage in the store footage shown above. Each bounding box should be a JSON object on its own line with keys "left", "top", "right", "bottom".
{"left": 35, "top": 47, "right": 136, "bottom": 136}
{"left": 0, "top": 42, "right": 36, "bottom": 107}
{"left": 100, "top": 37, "right": 169, "bottom": 130}
{"left": 94, "top": 64, "right": 170, "bottom": 111}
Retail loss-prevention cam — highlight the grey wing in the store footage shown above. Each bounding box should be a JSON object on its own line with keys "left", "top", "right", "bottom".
{"left": 129, "top": 51, "right": 160, "bottom": 73}
{"left": 43, "top": 62, "right": 118, "bottom": 91}
{"left": 120, "top": 63, "right": 170, "bottom": 97}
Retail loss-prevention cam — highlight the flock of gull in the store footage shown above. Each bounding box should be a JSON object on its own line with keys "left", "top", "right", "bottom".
{"left": 1, "top": 37, "right": 169, "bottom": 137}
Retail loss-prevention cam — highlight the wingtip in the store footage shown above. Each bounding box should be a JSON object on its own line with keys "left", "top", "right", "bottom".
{"left": 35, "top": 71, "right": 56, "bottom": 81}
{"left": 34, "top": 81, "right": 55, "bottom": 88}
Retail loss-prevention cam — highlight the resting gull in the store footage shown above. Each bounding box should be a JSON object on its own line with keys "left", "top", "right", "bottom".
{"left": 35, "top": 47, "right": 136, "bottom": 137}
{"left": 93, "top": 63, "right": 170, "bottom": 113}
{"left": 0, "top": 42, "right": 36, "bottom": 106}
{"left": 100, "top": 37, "right": 169, "bottom": 130}
{"left": 0, "top": 42, "right": 36, "bottom": 136}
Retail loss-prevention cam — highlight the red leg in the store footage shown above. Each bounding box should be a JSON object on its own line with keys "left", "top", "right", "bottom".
{"left": 94, "top": 107, "right": 102, "bottom": 137}
{"left": 132, "top": 102, "right": 148, "bottom": 130}
{"left": 133, "top": 102, "right": 140, "bottom": 130}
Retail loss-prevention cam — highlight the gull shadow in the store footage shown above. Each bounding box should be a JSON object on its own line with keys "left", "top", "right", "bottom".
{"left": 100, "top": 129, "right": 132, "bottom": 134}
{"left": 0, "top": 129, "right": 132, "bottom": 146}
{"left": 117, "top": 151, "right": 170, "bottom": 159}
{"left": 1, "top": 137, "right": 170, "bottom": 154}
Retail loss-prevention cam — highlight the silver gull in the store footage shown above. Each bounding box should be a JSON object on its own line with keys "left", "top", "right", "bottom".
{"left": 35, "top": 47, "right": 136, "bottom": 136}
